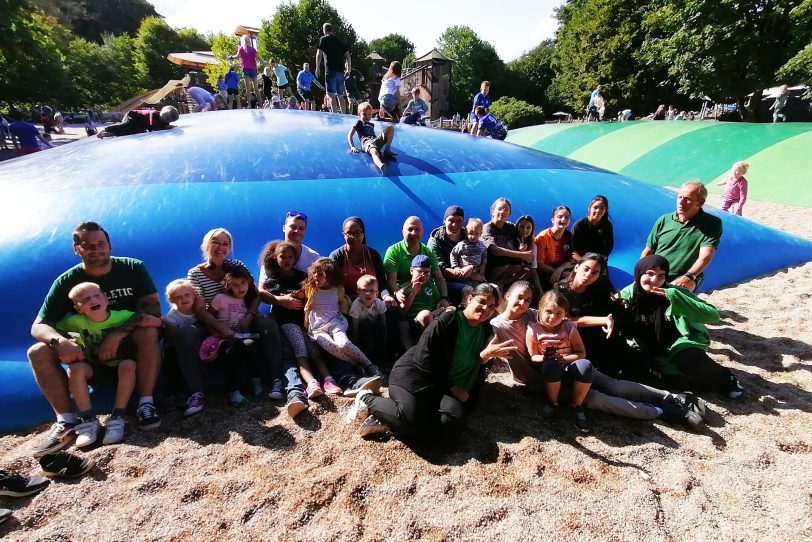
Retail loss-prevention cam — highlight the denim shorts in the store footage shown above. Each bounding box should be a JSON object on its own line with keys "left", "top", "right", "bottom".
{"left": 380, "top": 93, "right": 397, "bottom": 110}
{"left": 325, "top": 71, "right": 345, "bottom": 96}
{"left": 242, "top": 68, "right": 257, "bottom": 78}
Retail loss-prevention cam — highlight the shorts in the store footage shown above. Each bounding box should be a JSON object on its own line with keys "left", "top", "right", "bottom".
{"left": 325, "top": 71, "right": 346, "bottom": 96}
{"left": 243, "top": 68, "right": 257, "bottom": 78}
{"left": 469, "top": 112, "right": 478, "bottom": 123}
{"left": 380, "top": 93, "right": 397, "bottom": 110}
{"left": 361, "top": 134, "right": 386, "bottom": 154}
{"left": 227, "top": 88, "right": 238, "bottom": 96}
{"left": 17, "top": 147, "right": 40, "bottom": 155}
{"left": 490, "top": 127, "right": 507, "bottom": 140}
{"left": 298, "top": 88, "right": 313, "bottom": 101}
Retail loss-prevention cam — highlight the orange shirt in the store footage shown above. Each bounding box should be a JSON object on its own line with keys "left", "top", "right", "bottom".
{"left": 534, "top": 228, "right": 573, "bottom": 267}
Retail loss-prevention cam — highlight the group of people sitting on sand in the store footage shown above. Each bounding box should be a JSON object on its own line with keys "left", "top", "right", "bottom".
{"left": 20, "top": 179, "right": 744, "bottom": 482}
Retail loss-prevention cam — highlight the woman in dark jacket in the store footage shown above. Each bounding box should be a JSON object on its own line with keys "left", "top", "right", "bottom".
{"left": 345, "top": 283, "right": 516, "bottom": 440}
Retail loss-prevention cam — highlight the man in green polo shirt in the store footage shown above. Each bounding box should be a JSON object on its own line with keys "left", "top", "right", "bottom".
{"left": 641, "top": 181, "right": 722, "bottom": 291}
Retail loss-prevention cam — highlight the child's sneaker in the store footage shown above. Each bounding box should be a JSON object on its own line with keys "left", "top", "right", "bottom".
{"left": 358, "top": 415, "right": 389, "bottom": 437}
{"left": 251, "top": 377, "right": 263, "bottom": 397}
{"left": 538, "top": 402, "right": 557, "bottom": 421}
{"left": 136, "top": 402, "right": 161, "bottom": 430}
{"left": 344, "top": 389, "right": 371, "bottom": 423}
{"left": 228, "top": 391, "right": 247, "bottom": 408}
{"left": 102, "top": 416, "right": 126, "bottom": 445}
{"left": 39, "top": 451, "right": 95, "bottom": 479}
{"left": 323, "top": 377, "right": 342, "bottom": 395}
{"left": 306, "top": 380, "right": 323, "bottom": 399}
{"left": 74, "top": 417, "right": 101, "bottom": 448}
{"left": 0, "top": 470, "right": 50, "bottom": 497}
{"left": 184, "top": 392, "right": 205, "bottom": 417}
{"left": 573, "top": 406, "right": 590, "bottom": 433}
{"left": 723, "top": 374, "right": 744, "bottom": 399}
{"left": 268, "top": 379, "right": 284, "bottom": 401}
{"left": 286, "top": 391, "right": 308, "bottom": 418}
{"left": 377, "top": 162, "right": 387, "bottom": 176}
{"left": 344, "top": 376, "right": 382, "bottom": 398}
{"left": 31, "top": 421, "right": 76, "bottom": 457}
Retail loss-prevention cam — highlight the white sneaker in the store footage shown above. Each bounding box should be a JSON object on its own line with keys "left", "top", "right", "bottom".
{"left": 102, "top": 416, "right": 126, "bottom": 445}
{"left": 74, "top": 418, "right": 101, "bottom": 448}
{"left": 358, "top": 415, "right": 388, "bottom": 437}
{"left": 344, "top": 389, "right": 371, "bottom": 423}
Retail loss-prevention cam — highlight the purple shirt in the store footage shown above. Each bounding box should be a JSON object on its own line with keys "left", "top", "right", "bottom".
{"left": 9, "top": 121, "right": 40, "bottom": 148}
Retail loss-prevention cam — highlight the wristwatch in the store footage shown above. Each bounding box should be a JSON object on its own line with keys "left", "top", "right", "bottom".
{"left": 684, "top": 272, "right": 698, "bottom": 282}
{"left": 48, "top": 337, "right": 61, "bottom": 347}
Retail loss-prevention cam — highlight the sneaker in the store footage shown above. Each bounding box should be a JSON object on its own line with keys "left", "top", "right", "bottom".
{"left": 344, "top": 375, "right": 382, "bottom": 398}
{"left": 660, "top": 401, "right": 704, "bottom": 432}
{"left": 573, "top": 406, "right": 590, "bottom": 433}
{"left": 74, "top": 417, "right": 101, "bottom": 448}
{"left": 31, "top": 421, "right": 76, "bottom": 457}
{"left": 0, "top": 470, "right": 50, "bottom": 497}
{"left": 538, "top": 402, "right": 557, "bottom": 421}
{"left": 344, "top": 390, "right": 372, "bottom": 423}
{"left": 681, "top": 392, "right": 708, "bottom": 419}
{"left": 305, "top": 380, "right": 323, "bottom": 399}
{"left": 102, "top": 416, "right": 126, "bottom": 445}
{"left": 723, "top": 375, "right": 744, "bottom": 399}
{"left": 377, "top": 163, "right": 387, "bottom": 176}
{"left": 39, "top": 452, "right": 95, "bottom": 479}
{"left": 228, "top": 391, "right": 247, "bottom": 408}
{"left": 358, "top": 415, "right": 389, "bottom": 437}
{"left": 323, "top": 378, "right": 342, "bottom": 395}
{"left": 184, "top": 392, "right": 205, "bottom": 417}
{"left": 268, "top": 379, "right": 284, "bottom": 401}
{"left": 136, "top": 402, "right": 161, "bottom": 430}
{"left": 363, "top": 364, "right": 383, "bottom": 378}
{"left": 0, "top": 509, "right": 10, "bottom": 524}
{"left": 286, "top": 391, "right": 309, "bottom": 418}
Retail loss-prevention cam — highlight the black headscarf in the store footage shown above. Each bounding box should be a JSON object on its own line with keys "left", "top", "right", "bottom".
{"left": 629, "top": 255, "right": 678, "bottom": 353}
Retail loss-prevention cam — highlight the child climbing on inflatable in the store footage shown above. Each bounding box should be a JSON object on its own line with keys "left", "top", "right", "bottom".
{"left": 206, "top": 266, "right": 268, "bottom": 407}
{"left": 717, "top": 161, "right": 749, "bottom": 215}
{"left": 474, "top": 106, "right": 507, "bottom": 140}
{"left": 526, "top": 290, "right": 594, "bottom": 432}
{"left": 262, "top": 242, "right": 341, "bottom": 399}
{"left": 55, "top": 282, "right": 137, "bottom": 447}
{"left": 347, "top": 102, "right": 396, "bottom": 175}
{"left": 303, "top": 258, "right": 381, "bottom": 385}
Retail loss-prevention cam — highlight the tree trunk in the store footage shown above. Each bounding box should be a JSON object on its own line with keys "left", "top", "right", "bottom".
{"left": 744, "top": 89, "right": 764, "bottom": 123}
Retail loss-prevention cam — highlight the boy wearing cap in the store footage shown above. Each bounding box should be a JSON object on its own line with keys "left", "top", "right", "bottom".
{"left": 398, "top": 255, "right": 444, "bottom": 332}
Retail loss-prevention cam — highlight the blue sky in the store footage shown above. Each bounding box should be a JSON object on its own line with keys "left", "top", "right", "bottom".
{"left": 150, "top": 0, "right": 562, "bottom": 62}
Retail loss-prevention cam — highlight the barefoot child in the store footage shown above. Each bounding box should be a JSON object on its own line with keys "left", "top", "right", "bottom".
{"left": 526, "top": 290, "right": 594, "bottom": 432}
{"left": 717, "top": 161, "right": 749, "bottom": 215}
{"left": 55, "top": 283, "right": 137, "bottom": 446}
{"left": 347, "top": 102, "right": 396, "bottom": 175}
{"left": 262, "top": 242, "right": 341, "bottom": 399}
{"left": 450, "top": 218, "right": 489, "bottom": 286}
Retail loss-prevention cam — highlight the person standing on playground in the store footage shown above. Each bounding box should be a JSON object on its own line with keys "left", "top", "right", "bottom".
{"left": 316, "top": 23, "right": 351, "bottom": 114}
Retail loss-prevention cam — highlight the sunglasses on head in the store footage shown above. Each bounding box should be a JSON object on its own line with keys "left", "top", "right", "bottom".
{"left": 286, "top": 210, "right": 308, "bottom": 222}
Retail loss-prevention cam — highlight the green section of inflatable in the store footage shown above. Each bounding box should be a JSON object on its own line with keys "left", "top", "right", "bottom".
{"left": 708, "top": 130, "right": 812, "bottom": 207}
{"left": 508, "top": 122, "right": 812, "bottom": 207}
{"left": 569, "top": 122, "right": 712, "bottom": 171}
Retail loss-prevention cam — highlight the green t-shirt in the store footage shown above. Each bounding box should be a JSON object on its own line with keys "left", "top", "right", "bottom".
{"left": 400, "top": 278, "right": 440, "bottom": 317}
{"left": 645, "top": 209, "right": 722, "bottom": 282}
{"left": 39, "top": 257, "right": 157, "bottom": 323}
{"left": 383, "top": 241, "right": 440, "bottom": 285}
{"left": 56, "top": 309, "right": 135, "bottom": 367}
{"left": 449, "top": 311, "right": 484, "bottom": 391}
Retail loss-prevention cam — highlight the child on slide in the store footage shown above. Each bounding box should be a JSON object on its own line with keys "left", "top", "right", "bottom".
{"left": 347, "top": 102, "right": 396, "bottom": 175}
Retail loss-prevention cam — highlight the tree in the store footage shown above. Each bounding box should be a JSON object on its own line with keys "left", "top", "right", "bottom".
{"left": 489, "top": 97, "right": 545, "bottom": 129}
{"left": 203, "top": 33, "right": 239, "bottom": 87}
{"left": 641, "top": 0, "right": 812, "bottom": 121}
{"left": 550, "top": 0, "right": 679, "bottom": 117}
{"left": 368, "top": 34, "right": 415, "bottom": 65}
{"left": 133, "top": 16, "right": 187, "bottom": 88}
{"left": 30, "top": 0, "right": 158, "bottom": 43}
{"left": 437, "top": 26, "right": 507, "bottom": 114}
{"left": 777, "top": 0, "right": 812, "bottom": 98}
{"left": 258, "top": 0, "right": 369, "bottom": 79}
{"left": 505, "top": 40, "right": 557, "bottom": 108}
{"left": 64, "top": 33, "right": 141, "bottom": 109}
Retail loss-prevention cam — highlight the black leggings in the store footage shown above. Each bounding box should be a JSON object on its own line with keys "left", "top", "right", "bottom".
{"left": 224, "top": 340, "right": 260, "bottom": 393}
{"left": 364, "top": 384, "right": 466, "bottom": 439}
{"left": 665, "top": 347, "right": 733, "bottom": 393}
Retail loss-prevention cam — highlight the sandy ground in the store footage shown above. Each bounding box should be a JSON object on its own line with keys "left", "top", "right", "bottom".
{"left": 0, "top": 197, "right": 810, "bottom": 541}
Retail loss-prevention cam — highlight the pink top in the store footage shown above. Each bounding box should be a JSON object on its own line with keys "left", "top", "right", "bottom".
{"left": 210, "top": 293, "right": 248, "bottom": 332}
{"left": 527, "top": 320, "right": 578, "bottom": 357}
{"left": 722, "top": 175, "right": 748, "bottom": 202}
{"left": 237, "top": 46, "right": 258, "bottom": 70}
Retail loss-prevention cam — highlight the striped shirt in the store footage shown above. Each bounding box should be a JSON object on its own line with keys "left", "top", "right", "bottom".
{"left": 187, "top": 259, "right": 248, "bottom": 307}
{"left": 450, "top": 239, "right": 488, "bottom": 268}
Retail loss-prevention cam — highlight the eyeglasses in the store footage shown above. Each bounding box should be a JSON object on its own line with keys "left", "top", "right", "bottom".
{"left": 343, "top": 229, "right": 364, "bottom": 237}
{"left": 287, "top": 211, "right": 308, "bottom": 222}
{"left": 78, "top": 241, "right": 108, "bottom": 251}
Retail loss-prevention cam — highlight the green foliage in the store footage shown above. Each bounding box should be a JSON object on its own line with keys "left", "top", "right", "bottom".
{"left": 30, "top": 0, "right": 158, "bottom": 43}
{"left": 259, "top": 0, "right": 369, "bottom": 78}
{"left": 777, "top": 1, "right": 812, "bottom": 97}
{"left": 203, "top": 33, "right": 239, "bottom": 87}
{"left": 489, "top": 96, "right": 545, "bottom": 129}
{"left": 505, "top": 40, "right": 556, "bottom": 108}
{"left": 64, "top": 34, "right": 141, "bottom": 108}
{"left": 437, "top": 26, "right": 506, "bottom": 114}
{"left": 641, "top": 0, "right": 811, "bottom": 119}
{"left": 133, "top": 16, "right": 187, "bottom": 88}
{"left": 368, "top": 34, "right": 415, "bottom": 64}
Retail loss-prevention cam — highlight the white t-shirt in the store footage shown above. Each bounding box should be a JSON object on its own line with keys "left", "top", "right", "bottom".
{"left": 163, "top": 307, "right": 197, "bottom": 328}
{"left": 379, "top": 76, "right": 401, "bottom": 98}
{"left": 349, "top": 297, "right": 387, "bottom": 321}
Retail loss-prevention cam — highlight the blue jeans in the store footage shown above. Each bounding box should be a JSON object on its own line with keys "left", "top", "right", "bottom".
{"left": 280, "top": 333, "right": 305, "bottom": 395}
{"left": 401, "top": 111, "right": 421, "bottom": 125}
{"left": 325, "top": 71, "right": 345, "bottom": 96}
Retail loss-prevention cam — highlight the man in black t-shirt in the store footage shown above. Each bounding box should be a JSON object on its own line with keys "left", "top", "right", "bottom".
{"left": 315, "top": 22, "right": 351, "bottom": 114}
